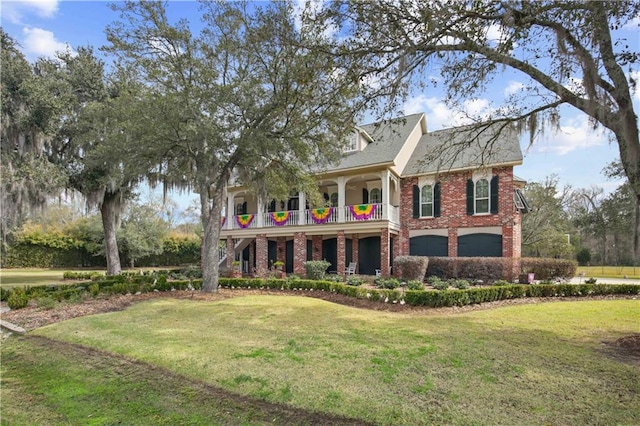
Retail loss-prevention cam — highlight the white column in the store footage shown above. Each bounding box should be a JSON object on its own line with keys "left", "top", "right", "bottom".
{"left": 337, "top": 176, "right": 346, "bottom": 223}
{"left": 298, "top": 191, "right": 306, "bottom": 225}
{"left": 226, "top": 192, "right": 235, "bottom": 230}
{"left": 257, "top": 195, "right": 264, "bottom": 228}
{"left": 381, "top": 170, "right": 390, "bottom": 220}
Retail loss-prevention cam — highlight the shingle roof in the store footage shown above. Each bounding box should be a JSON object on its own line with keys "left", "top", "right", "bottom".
{"left": 324, "top": 113, "right": 424, "bottom": 172}
{"left": 402, "top": 122, "right": 523, "bottom": 176}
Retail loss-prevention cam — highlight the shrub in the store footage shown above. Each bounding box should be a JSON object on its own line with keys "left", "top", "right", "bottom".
{"left": 303, "top": 260, "right": 331, "bottom": 280}
{"left": 450, "top": 278, "right": 470, "bottom": 289}
{"left": 520, "top": 258, "right": 577, "bottom": 280}
{"left": 7, "top": 288, "right": 29, "bottom": 309}
{"left": 88, "top": 283, "right": 101, "bottom": 296}
{"left": 324, "top": 274, "right": 344, "bottom": 283}
{"left": 36, "top": 296, "right": 56, "bottom": 310}
{"left": 427, "top": 257, "right": 515, "bottom": 282}
{"left": 393, "top": 256, "right": 429, "bottom": 281}
{"left": 374, "top": 277, "right": 401, "bottom": 289}
{"left": 576, "top": 248, "right": 591, "bottom": 266}
{"left": 346, "top": 275, "right": 365, "bottom": 286}
{"left": 492, "top": 279, "right": 511, "bottom": 286}
{"left": 406, "top": 279, "right": 424, "bottom": 290}
{"left": 432, "top": 279, "right": 449, "bottom": 291}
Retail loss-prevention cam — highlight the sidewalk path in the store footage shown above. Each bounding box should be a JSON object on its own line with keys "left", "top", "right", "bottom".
{"left": 569, "top": 277, "right": 640, "bottom": 285}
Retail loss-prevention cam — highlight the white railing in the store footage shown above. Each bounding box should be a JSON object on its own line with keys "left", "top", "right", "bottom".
{"left": 226, "top": 203, "right": 397, "bottom": 230}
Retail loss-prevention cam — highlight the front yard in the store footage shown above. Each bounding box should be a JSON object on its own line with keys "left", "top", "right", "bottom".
{"left": 2, "top": 293, "right": 638, "bottom": 425}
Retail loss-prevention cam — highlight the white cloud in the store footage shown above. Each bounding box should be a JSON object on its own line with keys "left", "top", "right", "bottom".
{"left": 402, "top": 94, "right": 494, "bottom": 130}
{"left": 534, "top": 115, "right": 607, "bottom": 156}
{"left": 504, "top": 81, "right": 524, "bottom": 96}
{"left": 622, "top": 16, "right": 640, "bottom": 30}
{"left": 3, "top": 0, "right": 59, "bottom": 24}
{"left": 22, "top": 26, "right": 72, "bottom": 58}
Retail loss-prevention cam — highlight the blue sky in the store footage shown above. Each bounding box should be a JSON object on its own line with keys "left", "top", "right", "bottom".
{"left": 3, "top": 0, "right": 639, "bottom": 210}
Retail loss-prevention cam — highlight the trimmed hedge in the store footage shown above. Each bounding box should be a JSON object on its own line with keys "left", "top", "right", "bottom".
{"left": 426, "top": 257, "right": 577, "bottom": 282}
{"left": 427, "top": 257, "right": 514, "bottom": 282}
{"left": 3, "top": 272, "right": 638, "bottom": 310}
{"left": 519, "top": 258, "right": 577, "bottom": 281}
{"left": 393, "top": 256, "right": 429, "bottom": 281}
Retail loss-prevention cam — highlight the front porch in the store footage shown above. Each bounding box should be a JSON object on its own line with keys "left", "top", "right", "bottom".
{"left": 222, "top": 228, "right": 399, "bottom": 279}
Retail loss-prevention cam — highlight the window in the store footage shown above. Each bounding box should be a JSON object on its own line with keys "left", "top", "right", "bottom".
{"left": 330, "top": 192, "right": 338, "bottom": 207}
{"left": 413, "top": 182, "right": 441, "bottom": 218}
{"left": 370, "top": 188, "right": 381, "bottom": 204}
{"left": 475, "top": 179, "right": 489, "bottom": 213}
{"left": 420, "top": 185, "right": 433, "bottom": 217}
{"left": 344, "top": 132, "right": 358, "bottom": 152}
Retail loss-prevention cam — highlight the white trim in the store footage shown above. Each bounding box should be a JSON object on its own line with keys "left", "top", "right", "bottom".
{"left": 457, "top": 226, "right": 502, "bottom": 236}
{"left": 418, "top": 175, "right": 436, "bottom": 187}
{"left": 472, "top": 168, "right": 492, "bottom": 182}
{"left": 409, "top": 229, "right": 448, "bottom": 237}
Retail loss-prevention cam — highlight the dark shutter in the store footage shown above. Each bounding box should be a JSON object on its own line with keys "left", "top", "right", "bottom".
{"left": 323, "top": 193, "right": 329, "bottom": 202}
{"left": 269, "top": 200, "right": 276, "bottom": 212}
{"left": 490, "top": 176, "right": 499, "bottom": 214}
{"left": 466, "top": 179, "right": 474, "bottom": 215}
{"left": 434, "top": 182, "right": 441, "bottom": 217}
{"left": 412, "top": 185, "right": 420, "bottom": 218}
{"left": 362, "top": 188, "right": 369, "bottom": 204}
{"left": 242, "top": 201, "right": 247, "bottom": 215}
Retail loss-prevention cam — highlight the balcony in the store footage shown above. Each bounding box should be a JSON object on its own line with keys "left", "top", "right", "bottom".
{"left": 221, "top": 203, "right": 400, "bottom": 232}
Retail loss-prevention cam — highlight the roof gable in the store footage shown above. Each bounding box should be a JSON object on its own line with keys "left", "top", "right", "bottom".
{"left": 402, "top": 122, "right": 523, "bottom": 176}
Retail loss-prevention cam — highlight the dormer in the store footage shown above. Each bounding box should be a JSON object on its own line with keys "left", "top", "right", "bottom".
{"left": 344, "top": 126, "right": 374, "bottom": 153}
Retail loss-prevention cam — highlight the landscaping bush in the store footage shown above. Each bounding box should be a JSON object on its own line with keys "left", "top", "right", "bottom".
{"left": 303, "top": 260, "right": 331, "bottom": 280}
{"left": 406, "top": 280, "right": 424, "bottom": 290}
{"left": 7, "top": 288, "right": 29, "bottom": 309}
{"left": 431, "top": 279, "right": 449, "bottom": 291}
{"left": 346, "top": 275, "right": 365, "bottom": 286}
{"left": 520, "top": 258, "right": 577, "bottom": 280}
{"left": 393, "top": 256, "right": 429, "bottom": 281}
{"left": 374, "top": 277, "right": 401, "bottom": 289}
{"left": 450, "top": 278, "right": 470, "bottom": 289}
{"left": 427, "top": 257, "right": 515, "bottom": 282}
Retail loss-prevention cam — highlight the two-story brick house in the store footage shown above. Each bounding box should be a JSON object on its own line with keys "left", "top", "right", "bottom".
{"left": 219, "top": 112, "right": 527, "bottom": 277}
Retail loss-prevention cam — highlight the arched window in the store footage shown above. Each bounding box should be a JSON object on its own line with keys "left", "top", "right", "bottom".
{"left": 330, "top": 192, "right": 338, "bottom": 207}
{"left": 370, "top": 188, "right": 381, "bottom": 204}
{"left": 475, "top": 179, "right": 489, "bottom": 213}
{"left": 420, "top": 185, "right": 433, "bottom": 217}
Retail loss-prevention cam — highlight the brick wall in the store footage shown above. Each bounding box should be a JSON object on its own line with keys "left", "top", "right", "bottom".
{"left": 255, "top": 234, "right": 268, "bottom": 277}
{"left": 337, "top": 230, "right": 345, "bottom": 275}
{"left": 399, "top": 167, "right": 522, "bottom": 257}
{"left": 312, "top": 235, "right": 323, "bottom": 261}
{"left": 293, "top": 232, "right": 307, "bottom": 276}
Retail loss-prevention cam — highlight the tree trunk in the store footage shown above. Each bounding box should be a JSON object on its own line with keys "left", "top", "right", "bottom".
{"left": 200, "top": 187, "right": 224, "bottom": 293}
{"left": 101, "top": 192, "right": 122, "bottom": 276}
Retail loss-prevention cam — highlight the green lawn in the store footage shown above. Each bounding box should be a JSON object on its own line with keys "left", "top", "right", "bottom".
{"left": 576, "top": 265, "right": 640, "bottom": 279}
{"left": 3, "top": 296, "right": 638, "bottom": 425}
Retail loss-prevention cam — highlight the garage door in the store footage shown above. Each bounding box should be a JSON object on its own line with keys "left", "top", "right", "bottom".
{"left": 409, "top": 235, "right": 448, "bottom": 257}
{"left": 457, "top": 233, "right": 502, "bottom": 257}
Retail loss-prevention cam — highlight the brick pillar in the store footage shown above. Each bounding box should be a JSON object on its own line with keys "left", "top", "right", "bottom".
{"left": 293, "top": 232, "right": 307, "bottom": 276}
{"left": 226, "top": 236, "right": 234, "bottom": 269}
{"left": 312, "top": 235, "right": 323, "bottom": 261}
{"left": 249, "top": 241, "right": 255, "bottom": 275}
{"left": 337, "top": 230, "right": 346, "bottom": 276}
{"left": 392, "top": 234, "right": 400, "bottom": 277}
{"left": 276, "top": 236, "right": 286, "bottom": 265}
{"left": 352, "top": 234, "right": 359, "bottom": 273}
{"left": 255, "top": 234, "right": 268, "bottom": 277}
{"left": 448, "top": 228, "right": 458, "bottom": 257}
{"left": 380, "top": 228, "right": 390, "bottom": 277}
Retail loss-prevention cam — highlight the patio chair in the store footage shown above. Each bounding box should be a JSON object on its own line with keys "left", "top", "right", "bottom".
{"left": 345, "top": 262, "right": 357, "bottom": 275}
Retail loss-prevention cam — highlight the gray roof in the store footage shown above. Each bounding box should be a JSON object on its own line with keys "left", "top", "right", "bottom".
{"left": 403, "top": 122, "right": 523, "bottom": 176}
{"left": 325, "top": 113, "right": 424, "bottom": 172}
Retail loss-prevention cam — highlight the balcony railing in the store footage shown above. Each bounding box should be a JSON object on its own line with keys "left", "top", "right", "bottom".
{"left": 225, "top": 203, "right": 398, "bottom": 231}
